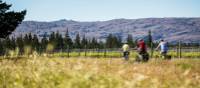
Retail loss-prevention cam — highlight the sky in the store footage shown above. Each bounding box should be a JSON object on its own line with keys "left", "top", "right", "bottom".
{"left": 6, "top": 0, "right": 200, "bottom": 21}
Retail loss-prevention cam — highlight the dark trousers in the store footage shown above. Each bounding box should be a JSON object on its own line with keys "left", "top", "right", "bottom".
{"left": 123, "top": 51, "right": 130, "bottom": 60}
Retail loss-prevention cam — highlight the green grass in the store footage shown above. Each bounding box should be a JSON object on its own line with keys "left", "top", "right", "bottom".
{"left": 0, "top": 56, "right": 200, "bottom": 88}
{"left": 51, "top": 51, "right": 200, "bottom": 59}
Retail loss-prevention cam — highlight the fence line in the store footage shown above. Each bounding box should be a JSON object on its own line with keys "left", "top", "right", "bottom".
{"left": 51, "top": 46, "right": 200, "bottom": 58}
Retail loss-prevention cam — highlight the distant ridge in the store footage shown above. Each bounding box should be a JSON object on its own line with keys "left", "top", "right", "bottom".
{"left": 12, "top": 18, "right": 200, "bottom": 43}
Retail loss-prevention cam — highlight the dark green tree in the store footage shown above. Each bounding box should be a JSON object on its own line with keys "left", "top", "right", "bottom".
{"left": 0, "top": 39, "right": 4, "bottom": 55}
{"left": 10, "top": 36, "right": 16, "bottom": 50}
{"left": 127, "top": 34, "right": 134, "bottom": 47}
{"left": 32, "top": 34, "right": 39, "bottom": 51}
{"left": 106, "top": 34, "right": 121, "bottom": 48}
{"left": 91, "top": 37, "right": 98, "bottom": 48}
{"left": 16, "top": 35, "right": 24, "bottom": 54}
{"left": 28, "top": 33, "right": 33, "bottom": 46}
{"left": 4, "top": 37, "right": 12, "bottom": 50}
{"left": 49, "top": 32, "right": 55, "bottom": 42}
{"left": 4, "top": 36, "right": 16, "bottom": 50}
{"left": 81, "top": 34, "right": 88, "bottom": 48}
{"left": 0, "top": 0, "right": 26, "bottom": 38}
{"left": 63, "top": 29, "right": 73, "bottom": 49}
{"left": 106, "top": 34, "right": 113, "bottom": 48}
{"left": 49, "top": 32, "right": 56, "bottom": 49}
{"left": 28, "top": 33, "right": 33, "bottom": 41}
{"left": 116, "top": 35, "right": 122, "bottom": 47}
{"left": 74, "top": 33, "right": 81, "bottom": 48}
{"left": 147, "top": 30, "right": 154, "bottom": 58}
{"left": 147, "top": 30, "right": 153, "bottom": 47}
{"left": 41, "top": 35, "right": 48, "bottom": 52}
{"left": 55, "top": 31, "right": 63, "bottom": 50}
{"left": 23, "top": 34, "right": 30, "bottom": 46}
{"left": 98, "top": 41, "right": 105, "bottom": 49}
{"left": 58, "top": 33, "right": 64, "bottom": 50}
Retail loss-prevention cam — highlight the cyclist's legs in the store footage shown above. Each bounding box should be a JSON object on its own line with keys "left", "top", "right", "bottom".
{"left": 161, "top": 51, "right": 167, "bottom": 59}
{"left": 123, "top": 51, "right": 129, "bottom": 60}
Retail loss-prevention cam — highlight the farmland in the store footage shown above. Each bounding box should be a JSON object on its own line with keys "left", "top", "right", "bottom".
{"left": 0, "top": 56, "right": 200, "bottom": 88}
{"left": 1, "top": 0, "right": 200, "bottom": 88}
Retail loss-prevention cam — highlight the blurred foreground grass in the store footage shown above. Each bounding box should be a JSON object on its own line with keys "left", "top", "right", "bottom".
{"left": 0, "top": 57, "right": 200, "bottom": 88}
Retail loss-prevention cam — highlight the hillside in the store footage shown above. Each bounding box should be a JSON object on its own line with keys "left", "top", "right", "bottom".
{"left": 12, "top": 18, "right": 200, "bottom": 43}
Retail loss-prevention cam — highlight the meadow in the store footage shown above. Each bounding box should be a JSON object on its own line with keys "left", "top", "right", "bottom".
{"left": 52, "top": 50, "right": 200, "bottom": 58}
{"left": 0, "top": 55, "right": 200, "bottom": 88}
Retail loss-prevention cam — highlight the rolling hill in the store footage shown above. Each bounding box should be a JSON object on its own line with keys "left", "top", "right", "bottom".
{"left": 12, "top": 18, "right": 200, "bottom": 43}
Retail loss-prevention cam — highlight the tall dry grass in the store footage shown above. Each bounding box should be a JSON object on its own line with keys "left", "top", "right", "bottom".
{"left": 0, "top": 56, "right": 199, "bottom": 88}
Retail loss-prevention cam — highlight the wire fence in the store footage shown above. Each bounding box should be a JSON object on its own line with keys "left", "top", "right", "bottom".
{"left": 51, "top": 46, "right": 200, "bottom": 58}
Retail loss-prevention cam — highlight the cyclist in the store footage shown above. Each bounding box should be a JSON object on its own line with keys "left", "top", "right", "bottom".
{"left": 136, "top": 39, "right": 149, "bottom": 62}
{"left": 156, "top": 39, "right": 168, "bottom": 59}
{"left": 122, "top": 43, "right": 130, "bottom": 60}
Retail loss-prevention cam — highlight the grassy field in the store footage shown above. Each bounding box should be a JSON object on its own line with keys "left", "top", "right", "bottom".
{"left": 0, "top": 56, "right": 200, "bottom": 88}
{"left": 52, "top": 51, "right": 200, "bottom": 58}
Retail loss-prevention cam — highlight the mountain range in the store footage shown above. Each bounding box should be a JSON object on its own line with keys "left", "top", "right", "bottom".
{"left": 12, "top": 18, "right": 200, "bottom": 43}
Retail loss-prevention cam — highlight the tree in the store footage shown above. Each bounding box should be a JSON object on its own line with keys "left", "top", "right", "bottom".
{"left": 0, "top": 0, "right": 26, "bottom": 38}
{"left": 32, "top": 34, "right": 39, "bottom": 51}
{"left": 147, "top": 30, "right": 153, "bottom": 47}
{"left": 74, "top": 33, "right": 81, "bottom": 48}
{"left": 81, "top": 34, "right": 88, "bottom": 48}
{"left": 4, "top": 37, "right": 12, "bottom": 50}
{"left": 116, "top": 35, "right": 122, "bottom": 47}
{"left": 23, "top": 33, "right": 33, "bottom": 47}
{"left": 127, "top": 34, "right": 134, "bottom": 47}
{"left": 55, "top": 31, "right": 63, "bottom": 50}
{"left": 106, "top": 34, "right": 121, "bottom": 48}
{"left": 49, "top": 32, "right": 56, "bottom": 48}
{"left": 91, "top": 37, "right": 98, "bottom": 48}
{"left": 23, "top": 34, "right": 29, "bottom": 45}
{"left": 4, "top": 36, "right": 16, "bottom": 50}
{"left": 49, "top": 32, "right": 56, "bottom": 42}
{"left": 0, "top": 39, "right": 4, "bottom": 55}
{"left": 16, "top": 35, "right": 24, "bottom": 54}
{"left": 41, "top": 35, "right": 48, "bottom": 52}
{"left": 10, "top": 36, "right": 16, "bottom": 50}
{"left": 63, "top": 29, "right": 73, "bottom": 49}
{"left": 98, "top": 41, "right": 105, "bottom": 49}
{"left": 112, "top": 35, "right": 119, "bottom": 48}
{"left": 106, "top": 34, "right": 113, "bottom": 48}
{"left": 147, "top": 30, "right": 154, "bottom": 58}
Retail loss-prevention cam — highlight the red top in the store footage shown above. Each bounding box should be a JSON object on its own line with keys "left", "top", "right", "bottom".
{"left": 137, "top": 40, "right": 146, "bottom": 51}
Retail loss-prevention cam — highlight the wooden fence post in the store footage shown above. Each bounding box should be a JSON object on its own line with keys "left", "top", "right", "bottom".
{"left": 104, "top": 48, "right": 107, "bottom": 58}
{"left": 84, "top": 45, "right": 87, "bottom": 57}
{"left": 150, "top": 42, "right": 154, "bottom": 58}
{"left": 97, "top": 48, "right": 99, "bottom": 58}
{"left": 67, "top": 45, "right": 69, "bottom": 58}
{"left": 176, "top": 45, "right": 179, "bottom": 58}
{"left": 178, "top": 41, "right": 182, "bottom": 59}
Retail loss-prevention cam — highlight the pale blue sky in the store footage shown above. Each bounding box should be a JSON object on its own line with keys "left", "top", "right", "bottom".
{"left": 6, "top": 0, "right": 200, "bottom": 21}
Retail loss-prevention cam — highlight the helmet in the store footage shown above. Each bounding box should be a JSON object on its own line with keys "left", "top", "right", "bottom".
{"left": 138, "top": 39, "right": 143, "bottom": 41}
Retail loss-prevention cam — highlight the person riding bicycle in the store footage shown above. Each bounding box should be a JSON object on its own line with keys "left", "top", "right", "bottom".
{"left": 156, "top": 39, "right": 168, "bottom": 59}
{"left": 135, "top": 39, "right": 149, "bottom": 62}
{"left": 122, "top": 43, "right": 130, "bottom": 60}
{"left": 137, "top": 39, "right": 147, "bottom": 54}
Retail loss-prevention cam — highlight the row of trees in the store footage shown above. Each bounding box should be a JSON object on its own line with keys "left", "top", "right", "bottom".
{"left": 0, "top": 30, "right": 144, "bottom": 55}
